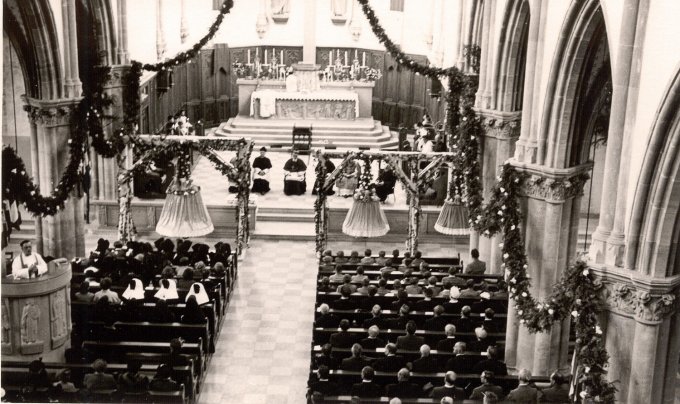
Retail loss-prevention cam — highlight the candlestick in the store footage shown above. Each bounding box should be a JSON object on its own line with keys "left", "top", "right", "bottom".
{"left": 256, "top": 48, "right": 259, "bottom": 57}
{"left": 355, "top": 49, "right": 358, "bottom": 59}
{"left": 329, "top": 50, "right": 332, "bottom": 65}
{"left": 281, "top": 50, "right": 284, "bottom": 64}
{"left": 345, "top": 51, "right": 348, "bottom": 66}
{"left": 265, "top": 49, "right": 268, "bottom": 64}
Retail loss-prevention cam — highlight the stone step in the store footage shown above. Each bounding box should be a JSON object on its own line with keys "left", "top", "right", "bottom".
{"left": 252, "top": 221, "right": 316, "bottom": 241}
{"left": 257, "top": 212, "right": 315, "bottom": 223}
{"left": 225, "top": 117, "right": 381, "bottom": 130}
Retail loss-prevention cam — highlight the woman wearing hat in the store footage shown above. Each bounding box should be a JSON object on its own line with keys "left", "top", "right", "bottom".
{"left": 252, "top": 147, "right": 272, "bottom": 195}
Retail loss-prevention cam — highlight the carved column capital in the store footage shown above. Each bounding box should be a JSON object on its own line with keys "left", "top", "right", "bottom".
{"left": 508, "top": 160, "right": 591, "bottom": 203}
{"left": 22, "top": 98, "right": 80, "bottom": 127}
{"left": 602, "top": 282, "right": 677, "bottom": 324}
{"left": 477, "top": 110, "right": 522, "bottom": 140}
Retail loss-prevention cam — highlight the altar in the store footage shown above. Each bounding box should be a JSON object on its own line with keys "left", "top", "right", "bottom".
{"left": 250, "top": 90, "right": 359, "bottom": 120}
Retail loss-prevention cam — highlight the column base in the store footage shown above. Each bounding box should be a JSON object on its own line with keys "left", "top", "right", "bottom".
{"left": 588, "top": 228, "right": 610, "bottom": 264}
{"left": 605, "top": 233, "right": 625, "bottom": 267}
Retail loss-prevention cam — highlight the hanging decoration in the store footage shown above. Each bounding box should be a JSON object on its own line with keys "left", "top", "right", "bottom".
{"left": 341, "top": 156, "right": 390, "bottom": 238}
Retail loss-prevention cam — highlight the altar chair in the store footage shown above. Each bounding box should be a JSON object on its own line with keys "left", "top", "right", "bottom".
{"left": 292, "top": 125, "right": 313, "bottom": 162}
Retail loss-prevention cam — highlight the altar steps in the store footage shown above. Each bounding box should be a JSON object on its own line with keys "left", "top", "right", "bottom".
{"left": 215, "top": 117, "right": 399, "bottom": 150}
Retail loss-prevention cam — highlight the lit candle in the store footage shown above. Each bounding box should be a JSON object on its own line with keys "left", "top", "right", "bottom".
{"left": 355, "top": 49, "right": 358, "bottom": 59}
{"left": 345, "top": 51, "right": 348, "bottom": 66}
{"left": 265, "top": 49, "right": 268, "bottom": 64}
{"left": 329, "top": 50, "right": 332, "bottom": 64}
{"left": 281, "top": 50, "right": 284, "bottom": 64}
{"left": 362, "top": 52, "right": 366, "bottom": 67}
{"left": 273, "top": 48, "right": 276, "bottom": 64}
{"left": 248, "top": 49, "right": 251, "bottom": 64}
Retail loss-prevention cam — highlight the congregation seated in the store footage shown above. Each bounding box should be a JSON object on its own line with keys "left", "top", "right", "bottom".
{"left": 93, "top": 277, "right": 121, "bottom": 304}
{"left": 386, "top": 368, "right": 421, "bottom": 398}
{"left": 372, "top": 344, "right": 406, "bottom": 372}
{"left": 396, "top": 321, "right": 425, "bottom": 351}
{"left": 360, "top": 326, "right": 386, "bottom": 350}
{"left": 350, "top": 366, "right": 383, "bottom": 398}
{"left": 117, "top": 360, "right": 149, "bottom": 394}
{"left": 340, "top": 344, "right": 373, "bottom": 371}
{"left": 506, "top": 368, "right": 541, "bottom": 402}
{"left": 469, "top": 370, "right": 505, "bottom": 400}
{"left": 148, "top": 364, "right": 181, "bottom": 392}
{"left": 83, "top": 359, "right": 117, "bottom": 391}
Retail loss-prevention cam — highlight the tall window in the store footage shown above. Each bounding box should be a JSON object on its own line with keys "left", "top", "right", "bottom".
{"left": 390, "top": 0, "right": 405, "bottom": 12}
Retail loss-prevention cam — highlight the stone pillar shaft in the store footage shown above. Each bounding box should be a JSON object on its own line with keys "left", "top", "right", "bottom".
{"left": 66, "top": 0, "right": 82, "bottom": 96}
{"left": 508, "top": 161, "right": 589, "bottom": 375}
{"left": 156, "top": 0, "right": 166, "bottom": 61}
{"left": 475, "top": 0, "right": 492, "bottom": 107}
{"left": 514, "top": 0, "right": 540, "bottom": 163}
{"left": 589, "top": 0, "right": 639, "bottom": 265}
{"left": 118, "top": 0, "right": 129, "bottom": 64}
{"left": 24, "top": 98, "right": 85, "bottom": 259}
{"left": 303, "top": 0, "right": 317, "bottom": 63}
{"left": 28, "top": 120, "right": 43, "bottom": 254}
{"left": 61, "top": 0, "right": 72, "bottom": 94}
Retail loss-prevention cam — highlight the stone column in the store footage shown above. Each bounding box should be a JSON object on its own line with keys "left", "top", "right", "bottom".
{"left": 598, "top": 278, "right": 678, "bottom": 403}
{"left": 28, "top": 120, "right": 44, "bottom": 255}
{"left": 589, "top": 0, "right": 639, "bottom": 265}
{"left": 475, "top": 0, "right": 492, "bottom": 107}
{"left": 607, "top": 0, "right": 649, "bottom": 267}
{"left": 61, "top": 0, "right": 82, "bottom": 98}
{"left": 482, "top": 0, "right": 497, "bottom": 108}
{"left": 508, "top": 160, "right": 590, "bottom": 375}
{"left": 117, "top": 0, "right": 129, "bottom": 64}
{"left": 513, "top": 0, "right": 541, "bottom": 163}
{"left": 23, "top": 98, "right": 85, "bottom": 259}
{"left": 477, "top": 111, "right": 521, "bottom": 273}
{"left": 450, "top": 0, "right": 463, "bottom": 68}
{"left": 180, "top": 0, "right": 188, "bottom": 44}
{"left": 156, "top": 0, "right": 166, "bottom": 61}
{"left": 303, "top": 0, "right": 317, "bottom": 63}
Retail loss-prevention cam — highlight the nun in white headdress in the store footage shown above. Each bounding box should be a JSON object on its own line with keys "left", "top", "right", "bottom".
{"left": 186, "top": 283, "right": 210, "bottom": 306}
{"left": 122, "top": 278, "right": 145, "bottom": 301}
{"left": 155, "top": 278, "right": 179, "bottom": 302}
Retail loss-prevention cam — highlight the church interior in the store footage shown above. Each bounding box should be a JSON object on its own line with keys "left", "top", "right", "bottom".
{"left": 1, "top": 0, "right": 679, "bottom": 403}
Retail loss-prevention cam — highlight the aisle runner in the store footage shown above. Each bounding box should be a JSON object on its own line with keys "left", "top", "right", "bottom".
{"left": 199, "top": 240, "right": 317, "bottom": 404}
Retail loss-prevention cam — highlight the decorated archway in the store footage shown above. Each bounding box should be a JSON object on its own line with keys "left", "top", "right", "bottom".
{"left": 313, "top": 149, "right": 456, "bottom": 255}
{"left": 116, "top": 135, "right": 254, "bottom": 254}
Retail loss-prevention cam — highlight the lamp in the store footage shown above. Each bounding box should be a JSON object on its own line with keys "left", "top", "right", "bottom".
{"left": 155, "top": 146, "right": 214, "bottom": 237}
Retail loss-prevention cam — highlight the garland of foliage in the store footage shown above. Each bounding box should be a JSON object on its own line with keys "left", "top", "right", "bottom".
{"left": 479, "top": 164, "right": 616, "bottom": 403}
{"left": 357, "top": 4, "right": 615, "bottom": 400}
{"left": 1, "top": 66, "right": 114, "bottom": 216}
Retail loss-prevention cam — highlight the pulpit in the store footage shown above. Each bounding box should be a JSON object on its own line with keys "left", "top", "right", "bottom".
{"left": 1, "top": 259, "right": 72, "bottom": 361}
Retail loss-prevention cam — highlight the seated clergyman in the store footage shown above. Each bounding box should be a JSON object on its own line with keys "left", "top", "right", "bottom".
{"left": 283, "top": 150, "right": 307, "bottom": 195}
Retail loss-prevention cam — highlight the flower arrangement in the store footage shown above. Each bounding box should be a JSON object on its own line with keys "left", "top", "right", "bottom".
{"left": 232, "top": 61, "right": 250, "bottom": 78}
{"left": 353, "top": 157, "right": 380, "bottom": 202}
{"left": 363, "top": 68, "right": 382, "bottom": 82}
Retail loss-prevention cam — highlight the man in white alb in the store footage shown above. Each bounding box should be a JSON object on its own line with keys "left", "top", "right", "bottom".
{"left": 11, "top": 240, "right": 48, "bottom": 279}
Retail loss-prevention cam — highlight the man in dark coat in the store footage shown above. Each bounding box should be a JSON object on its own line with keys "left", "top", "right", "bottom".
{"left": 283, "top": 151, "right": 307, "bottom": 195}
{"left": 350, "top": 366, "right": 384, "bottom": 398}
{"left": 385, "top": 368, "right": 421, "bottom": 398}
{"left": 340, "top": 344, "right": 373, "bottom": 371}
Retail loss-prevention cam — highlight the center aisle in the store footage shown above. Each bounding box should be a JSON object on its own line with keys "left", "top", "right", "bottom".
{"left": 199, "top": 239, "right": 318, "bottom": 404}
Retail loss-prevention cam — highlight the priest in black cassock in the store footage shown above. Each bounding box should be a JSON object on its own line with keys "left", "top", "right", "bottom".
{"left": 312, "top": 154, "right": 336, "bottom": 195}
{"left": 251, "top": 147, "right": 272, "bottom": 195}
{"left": 283, "top": 151, "right": 307, "bottom": 195}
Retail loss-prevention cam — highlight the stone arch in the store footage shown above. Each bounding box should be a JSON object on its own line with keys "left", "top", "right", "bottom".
{"left": 626, "top": 65, "right": 680, "bottom": 277}
{"left": 85, "top": 0, "right": 117, "bottom": 65}
{"left": 3, "top": 0, "right": 62, "bottom": 100}
{"left": 492, "top": 0, "right": 529, "bottom": 112}
{"left": 538, "top": 0, "right": 612, "bottom": 169}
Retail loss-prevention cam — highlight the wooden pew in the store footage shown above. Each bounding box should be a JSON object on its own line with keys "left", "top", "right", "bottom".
{"left": 315, "top": 292, "right": 509, "bottom": 313}
{"left": 312, "top": 327, "right": 506, "bottom": 348}
{"left": 71, "top": 301, "right": 219, "bottom": 346}
{"left": 82, "top": 340, "right": 205, "bottom": 374}
{"left": 83, "top": 321, "right": 213, "bottom": 354}
{"left": 317, "top": 369, "right": 550, "bottom": 396}
{"left": 310, "top": 345, "right": 495, "bottom": 368}
{"left": 1, "top": 362, "right": 189, "bottom": 403}
{"left": 314, "top": 309, "right": 507, "bottom": 331}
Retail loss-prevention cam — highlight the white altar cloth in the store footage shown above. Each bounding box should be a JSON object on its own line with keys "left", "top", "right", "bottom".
{"left": 250, "top": 89, "right": 360, "bottom": 118}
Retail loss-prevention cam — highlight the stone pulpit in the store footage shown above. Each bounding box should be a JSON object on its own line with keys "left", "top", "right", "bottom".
{"left": 1, "top": 258, "right": 72, "bottom": 361}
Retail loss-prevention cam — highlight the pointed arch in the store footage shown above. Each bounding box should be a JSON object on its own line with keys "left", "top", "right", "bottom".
{"left": 3, "top": 0, "right": 63, "bottom": 99}
{"left": 537, "top": 0, "right": 612, "bottom": 168}
{"left": 492, "top": 0, "right": 529, "bottom": 112}
{"left": 626, "top": 65, "right": 680, "bottom": 277}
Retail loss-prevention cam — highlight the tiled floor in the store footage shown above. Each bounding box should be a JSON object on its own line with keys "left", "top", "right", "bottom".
{"left": 198, "top": 239, "right": 318, "bottom": 404}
